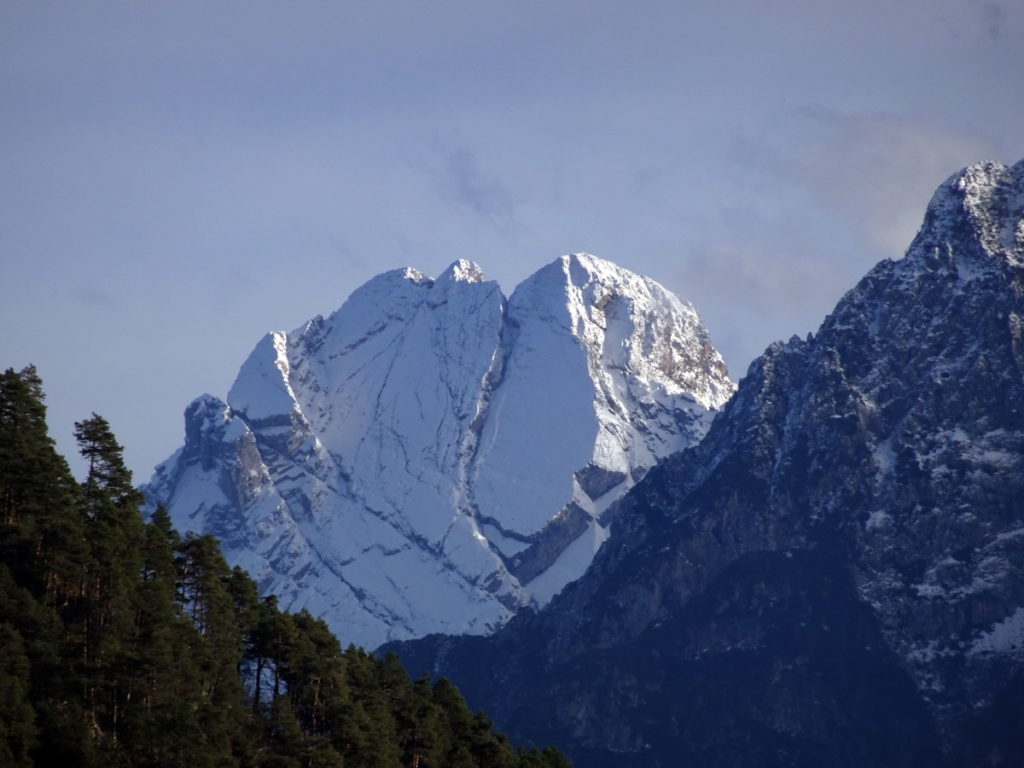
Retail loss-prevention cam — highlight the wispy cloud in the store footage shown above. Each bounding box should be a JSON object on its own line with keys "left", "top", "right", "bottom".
{"left": 678, "top": 239, "right": 854, "bottom": 376}
{"left": 74, "top": 287, "right": 117, "bottom": 307}
{"left": 426, "top": 146, "right": 519, "bottom": 225}
{"left": 980, "top": 2, "right": 1009, "bottom": 40}
{"left": 792, "top": 108, "right": 999, "bottom": 255}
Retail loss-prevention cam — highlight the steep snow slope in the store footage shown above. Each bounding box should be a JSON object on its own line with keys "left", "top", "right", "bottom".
{"left": 145, "top": 254, "right": 734, "bottom": 648}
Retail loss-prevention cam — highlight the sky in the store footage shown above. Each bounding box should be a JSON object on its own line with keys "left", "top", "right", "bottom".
{"left": 2, "top": 0, "right": 1023, "bottom": 482}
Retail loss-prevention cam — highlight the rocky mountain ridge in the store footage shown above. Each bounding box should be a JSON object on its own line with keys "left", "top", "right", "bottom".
{"left": 388, "top": 160, "right": 1024, "bottom": 767}
{"left": 145, "top": 253, "right": 735, "bottom": 649}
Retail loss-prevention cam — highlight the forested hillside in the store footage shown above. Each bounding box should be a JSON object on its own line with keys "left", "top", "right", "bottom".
{"left": 0, "top": 365, "right": 569, "bottom": 768}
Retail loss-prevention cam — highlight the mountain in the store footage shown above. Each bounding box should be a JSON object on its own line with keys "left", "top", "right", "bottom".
{"left": 388, "top": 160, "right": 1024, "bottom": 766}
{"left": 144, "top": 254, "right": 735, "bottom": 649}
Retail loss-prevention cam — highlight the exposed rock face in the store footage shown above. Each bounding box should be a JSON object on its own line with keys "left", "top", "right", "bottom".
{"left": 388, "top": 160, "right": 1024, "bottom": 767}
{"left": 144, "top": 254, "right": 734, "bottom": 649}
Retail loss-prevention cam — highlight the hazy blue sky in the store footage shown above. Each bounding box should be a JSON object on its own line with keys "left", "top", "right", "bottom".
{"left": 3, "top": 0, "right": 1022, "bottom": 480}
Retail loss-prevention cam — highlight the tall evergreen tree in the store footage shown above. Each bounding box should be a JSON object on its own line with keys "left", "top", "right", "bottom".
{"left": 0, "top": 602, "right": 37, "bottom": 767}
{"left": 0, "top": 366, "right": 86, "bottom": 606}
{"left": 73, "top": 414, "right": 147, "bottom": 756}
{"left": 176, "top": 533, "right": 251, "bottom": 763}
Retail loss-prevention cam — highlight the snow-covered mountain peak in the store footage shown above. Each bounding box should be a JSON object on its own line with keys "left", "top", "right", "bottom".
{"left": 438, "top": 258, "right": 486, "bottom": 285}
{"left": 914, "top": 159, "right": 1024, "bottom": 266}
{"left": 517, "top": 252, "right": 734, "bottom": 410}
{"left": 146, "top": 255, "right": 735, "bottom": 648}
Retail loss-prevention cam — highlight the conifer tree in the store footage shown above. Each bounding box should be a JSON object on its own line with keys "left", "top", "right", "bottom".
{"left": 0, "top": 366, "right": 86, "bottom": 606}
{"left": 73, "top": 414, "right": 147, "bottom": 754}
{"left": 176, "top": 533, "right": 250, "bottom": 762}
{"left": 0, "top": 613, "right": 36, "bottom": 766}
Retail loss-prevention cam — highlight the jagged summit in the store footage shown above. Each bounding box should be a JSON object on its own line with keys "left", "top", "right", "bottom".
{"left": 145, "top": 254, "right": 735, "bottom": 649}
{"left": 438, "top": 258, "right": 487, "bottom": 284}
{"left": 912, "top": 159, "right": 1024, "bottom": 265}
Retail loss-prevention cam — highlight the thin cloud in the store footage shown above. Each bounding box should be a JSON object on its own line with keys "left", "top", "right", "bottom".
{"left": 430, "top": 146, "right": 519, "bottom": 225}
{"left": 793, "top": 108, "right": 999, "bottom": 255}
{"left": 678, "top": 241, "right": 853, "bottom": 376}
{"left": 976, "top": 1, "right": 1009, "bottom": 41}
{"left": 74, "top": 287, "right": 117, "bottom": 307}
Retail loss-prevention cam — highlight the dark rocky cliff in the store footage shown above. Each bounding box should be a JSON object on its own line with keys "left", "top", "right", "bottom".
{"left": 387, "top": 160, "right": 1024, "bottom": 767}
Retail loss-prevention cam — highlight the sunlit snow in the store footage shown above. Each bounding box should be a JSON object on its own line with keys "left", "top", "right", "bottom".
{"left": 145, "top": 254, "right": 735, "bottom": 648}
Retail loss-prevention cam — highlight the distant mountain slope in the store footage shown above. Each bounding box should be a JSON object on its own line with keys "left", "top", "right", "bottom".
{"left": 145, "top": 253, "right": 734, "bottom": 649}
{"left": 389, "top": 160, "right": 1024, "bottom": 767}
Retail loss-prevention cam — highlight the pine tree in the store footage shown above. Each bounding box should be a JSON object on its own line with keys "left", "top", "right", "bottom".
{"left": 185, "top": 534, "right": 257, "bottom": 764}
{"left": 0, "top": 367, "right": 91, "bottom": 765}
{"left": 0, "top": 366, "right": 86, "bottom": 608}
{"left": 119, "top": 507, "right": 206, "bottom": 767}
{"left": 283, "top": 612, "right": 348, "bottom": 765}
{"left": 0, "top": 606, "right": 37, "bottom": 766}
{"left": 73, "top": 413, "right": 147, "bottom": 757}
